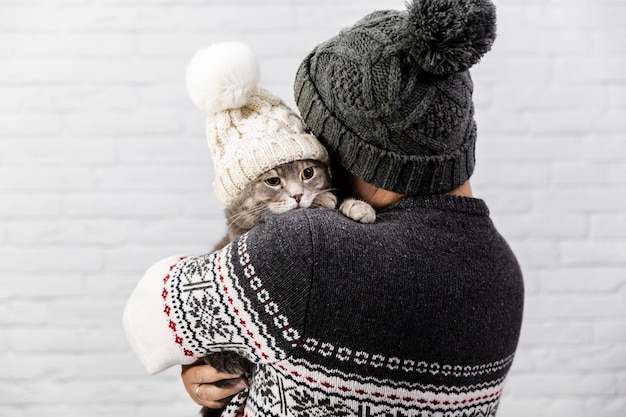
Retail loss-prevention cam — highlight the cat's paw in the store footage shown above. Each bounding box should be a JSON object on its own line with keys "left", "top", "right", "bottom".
{"left": 339, "top": 198, "right": 376, "bottom": 224}
{"left": 313, "top": 191, "right": 337, "bottom": 209}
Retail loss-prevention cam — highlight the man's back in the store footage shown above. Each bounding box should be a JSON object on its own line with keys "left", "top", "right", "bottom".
{"left": 234, "top": 194, "right": 524, "bottom": 415}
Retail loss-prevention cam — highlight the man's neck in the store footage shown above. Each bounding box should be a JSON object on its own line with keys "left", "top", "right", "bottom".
{"left": 350, "top": 175, "right": 474, "bottom": 209}
{"left": 445, "top": 181, "right": 473, "bottom": 198}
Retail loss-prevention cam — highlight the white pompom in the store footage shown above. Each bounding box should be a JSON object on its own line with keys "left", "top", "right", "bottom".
{"left": 186, "top": 42, "right": 260, "bottom": 113}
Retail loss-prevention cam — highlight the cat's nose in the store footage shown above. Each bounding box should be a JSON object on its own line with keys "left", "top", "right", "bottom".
{"left": 292, "top": 194, "right": 302, "bottom": 203}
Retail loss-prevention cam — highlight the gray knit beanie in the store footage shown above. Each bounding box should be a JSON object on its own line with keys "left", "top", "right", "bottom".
{"left": 294, "top": 0, "right": 497, "bottom": 195}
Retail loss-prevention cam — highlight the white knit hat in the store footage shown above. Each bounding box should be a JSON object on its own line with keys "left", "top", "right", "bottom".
{"left": 186, "top": 42, "right": 329, "bottom": 206}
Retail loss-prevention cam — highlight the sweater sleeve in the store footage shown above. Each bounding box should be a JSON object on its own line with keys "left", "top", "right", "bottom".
{"left": 123, "top": 211, "right": 317, "bottom": 375}
{"left": 122, "top": 254, "right": 196, "bottom": 374}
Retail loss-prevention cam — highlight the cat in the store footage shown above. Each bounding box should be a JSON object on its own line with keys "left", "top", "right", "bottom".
{"left": 212, "top": 159, "right": 339, "bottom": 250}
{"left": 200, "top": 158, "right": 375, "bottom": 417}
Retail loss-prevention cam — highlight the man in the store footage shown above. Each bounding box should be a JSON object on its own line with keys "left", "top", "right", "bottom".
{"left": 124, "top": 0, "right": 524, "bottom": 415}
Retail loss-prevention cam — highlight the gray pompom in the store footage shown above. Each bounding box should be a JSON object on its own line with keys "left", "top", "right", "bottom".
{"left": 406, "top": 0, "right": 497, "bottom": 74}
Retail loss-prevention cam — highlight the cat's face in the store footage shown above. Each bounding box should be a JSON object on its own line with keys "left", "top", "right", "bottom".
{"left": 256, "top": 159, "right": 331, "bottom": 213}
{"left": 225, "top": 159, "right": 333, "bottom": 234}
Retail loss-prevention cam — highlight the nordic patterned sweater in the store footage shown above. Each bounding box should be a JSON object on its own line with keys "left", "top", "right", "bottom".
{"left": 123, "top": 195, "right": 524, "bottom": 417}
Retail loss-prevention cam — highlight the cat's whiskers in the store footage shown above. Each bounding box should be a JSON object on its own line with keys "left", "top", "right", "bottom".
{"left": 226, "top": 204, "right": 270, "bottom": 230}
{"left": 268, "top": 198, "right": 300, "bottom": 213}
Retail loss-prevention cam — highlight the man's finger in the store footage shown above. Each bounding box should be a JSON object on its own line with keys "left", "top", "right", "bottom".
{"left": 195, "top": 377, "right": 248, "bottom": 408}
{"left": 182, "top": 363, "right": 242, "bottom": 384}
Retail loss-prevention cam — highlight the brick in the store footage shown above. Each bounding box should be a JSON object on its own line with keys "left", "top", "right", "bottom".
{"left": 0, "top": 355, "right": 77, "bottom": 380}
{"left": 519, "top": 321, "right": 593, "bottom": 345}
{"left": 561, "top": 241, "right": 626, "bottom": 265}
{"left": 525, "top": 110, "right": 598, "bottom": 134}
{"left": 497, "top": 397, "right": 587, "bottom": 417}
{"left": 525, "top": 294, "right": 626, "bottom": 319}
{"left": 592, "top": 214, "right": 626, "bottom": 237}
{"left": 0, "top": 87, "right": 24, "bottom": 110}
{"left": 175, "top": 6, "right": 298, "bottom": 31}
{"left": 5, "top": 218, "right": 223, "bottom": 246}
{"left": 0, "top": 301, "right": 51, "bottom": 326}
{"left": 0, "top": 247, "right": 104, "bottom": 272}
{"left": 0, "top": 273, "right": 83, "bottom": 298}
{"left": 5, "top": 219, "right": 126, "bottom": 245}
{"left": 62, "top": 192, "right": 183, "bottom": 217}
{"left": 595, "top": 319, "right": 626, "bottom": 343}
{"left": 581, "top": 135, "right": 626, "bottom": 158}
{"left": 507, "top": 372, "right": 618, "bottom": 396}
{"left": 539, "top": 267, "right": 626, "bottom": 292}
{"left": 23, "top": 85, "right": 139, "bottom": 110}
{"left": 123, "top": 218, "right": 224, "bottom": 244}
{"left": 0, "top": 58, "right": 181, "bottom": 83}
{"left": 472, "top": 56, "right": 552, "bottom": 82}
{"left": 490, "top": 214, "right": 587, "bottom": 239}
{"left": 597, "top": 110, "right": 626, "bottom": 133}
{"left": 554, "top": 57, "right": 626, "bottom": 81}
{"left": 492, "top": 84, "right": 605, "bottom": 110}
{"left": 0, "top": 35, "right": 15, "bottom": 57}
{"left": 294, "top": 5, "right": 387, "bottom": 29}
{"left": 608, "top": 84, "right": 626, "bottom": 106}
{"left": 472, "top": 162, "right": 551, "bottom": 186}
{"left": 527, "top": 345, "right": 626, "bottom": 371}
{"left": 10, "top": 33, "right": 135, "bottom": 57}
{"left": 0, "top": 113, "right": 63, "bottom": 136}
{"left": 64, "top": 110, "right": 183, "bottom": 136}
{"left": 137, "top": 85, "right": 189, "bottom": 108}
{"left": 0, "top": 378, "right": 184, "bottom": 405}
{"left": 0, "top": 194, "right": 62, "bottom": 217}
{"left": 0, "top": 167, "right": 95, "bottom": 190}
{"left": 1, "top": 139, "right": 117, "bottom": 164}
{"left": 476, "top": 136, "right": 581, "bottom": 160}
{"left": 591, "top": 30, "right": 626, "bottom": 54}
{"left": 46, "top": 299, "right": 127, "bottom": 326}
{"left": 533, "top": 189, "right": 626, "bottom": 212}
{"left": 93, "top": 166, "right": 210, "bottom": 190}
{"left": 8, "top": 327, "right": 129, "bottom": 352}
{"left": 585, "top": 398, "right": 626, "bottom": 417}
{"left": 181, "top": 192, "right": 224, "bottom": 216}
{"left": 553, "top": 162, "right": 616, "bottom": 185}
{"left": 135, "top": 33, "right": 206, "bottom": 57}
{"left": 58, "top": 6, "right": 144, "bottom": 32}
{"left": 609, "top": 162, "right": 626, "bottom": 184}
{"left": 116, "top": 137, "right": 210, "bottom": 163}
{"left": 0, "top": 6, "right": 62, "bottom": 31}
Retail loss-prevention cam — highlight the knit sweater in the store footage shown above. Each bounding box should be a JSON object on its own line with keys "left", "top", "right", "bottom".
{"left": 123, "top": 195, "right": 524, "bottom": 417}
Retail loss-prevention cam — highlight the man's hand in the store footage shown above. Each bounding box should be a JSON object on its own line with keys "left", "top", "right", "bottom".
{"left": 181, "top": 361, "right": 248, "bottom": 410}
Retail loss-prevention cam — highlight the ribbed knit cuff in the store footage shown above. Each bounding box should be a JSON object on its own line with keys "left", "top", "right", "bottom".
{"left": 123, "top": 255, "right": 199, "bottom": 374}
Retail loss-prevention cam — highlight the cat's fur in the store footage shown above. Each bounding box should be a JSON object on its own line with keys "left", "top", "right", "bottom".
{"left": 212, "top": 159, "right": 338, "bottom": 250}
{"left": 199, "top": 159, "right": 374, "bottom": 417}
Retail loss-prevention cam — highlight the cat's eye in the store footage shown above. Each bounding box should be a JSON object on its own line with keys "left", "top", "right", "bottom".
{"left": 301, "top": 167, "right": 314, "bottom": 180}
{"left": 265, "top": 177, "right": 281, "bottom": 186}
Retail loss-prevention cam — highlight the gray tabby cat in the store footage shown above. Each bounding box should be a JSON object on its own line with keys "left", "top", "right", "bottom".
{"left": 200, "top": 158, "right": 374, "bottom": 417}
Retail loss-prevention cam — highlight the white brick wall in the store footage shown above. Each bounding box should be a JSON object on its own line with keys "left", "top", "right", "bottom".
{"left": 0, "top": 0, "right": 624, "bottom": 415}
